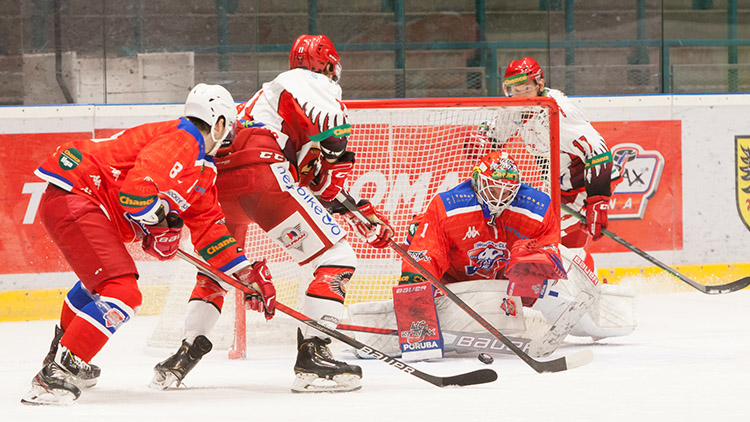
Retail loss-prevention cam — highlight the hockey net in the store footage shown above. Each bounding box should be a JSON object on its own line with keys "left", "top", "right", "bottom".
{"left": 147, "top": 97, "right": 560, "bottom": 356}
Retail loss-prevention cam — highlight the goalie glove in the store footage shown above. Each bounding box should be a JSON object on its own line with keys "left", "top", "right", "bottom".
{"left": 505, "top": 239, "right": 567, "bottom": 304}
{"left": 343, "top": 199, "right": 394, "bottom": 249}
{"left": 310, "top": 151, "right": 355, "bottom": 202}
{"left": 142, "top": 213, "right": 184, "bottom": 261}
{"left": 584, "top": 195, "right": 609, "bottom": 240}
{"left": 234, "top": 260, "right": 276, "bottom": 320}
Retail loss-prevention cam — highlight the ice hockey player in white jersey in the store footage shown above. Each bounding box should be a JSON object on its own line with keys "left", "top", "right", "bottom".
{"left": 499, "top": 57, "right": 634, "bottom": 350}
{"left": 150, "top": 34, "right": 393, "bottom": 393}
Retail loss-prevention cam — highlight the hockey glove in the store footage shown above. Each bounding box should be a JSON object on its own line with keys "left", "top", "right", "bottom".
{"left": 142, "top": 213, "right": 184, "bottom": 261}
{"left": 310, "top": 151, "right": 355, "bottom": 202}
{"left": 343, "top": 199, "right": 394, "bottom": 249}
{"left": 584, "top": 195, "right": 609, "bottom": 240}
{"left": 505, "top": 239, "right": 567, "bottom": 305}
{"left": 234, "top": 260, "right": 276, "bottom": 320}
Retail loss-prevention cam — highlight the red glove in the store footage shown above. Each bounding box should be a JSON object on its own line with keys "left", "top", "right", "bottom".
{"left": 344, "top": 200, "right": 394, "bottom": 248}
{"left": 310, "top": 151, "right": 355, "bottom": 202}
{"left": 505, "top": 239, "right": 567, "bottom": 304}
{"left": 584, "top": 195, "right": 609, "bottom": 240}
{"left": 142, "top": 213, "right": 183, "bottom": 261}
{"left": 234, "top": 260, "right": 276, "bottom": 320}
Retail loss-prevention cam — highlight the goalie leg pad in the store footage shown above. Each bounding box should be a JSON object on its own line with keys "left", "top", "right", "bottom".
{"left": 393, "top": 282, "right": 443, "bottom": 361}
{"left": 346, "top": 300, "right": 400, "bottom": 358}
{"left": 436, "top": 279, "right": 526, "bottom": 335}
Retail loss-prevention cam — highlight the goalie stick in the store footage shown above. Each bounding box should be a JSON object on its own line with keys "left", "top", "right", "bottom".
{"left": 561, "top": 203, "right": 750, "bottom": 295}
{"left": 336, "top": 323, "right": 534, "bottom": 357}
{"left": 335, "top": 191, "right": 594, "bottom": 373}
{"left": 175, "top": 249, "right": 498, "bottom": 388}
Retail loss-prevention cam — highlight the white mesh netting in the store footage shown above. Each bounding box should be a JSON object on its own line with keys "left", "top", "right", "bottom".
{"left": 147, "top": 98, "right": 559, "bottom": 352}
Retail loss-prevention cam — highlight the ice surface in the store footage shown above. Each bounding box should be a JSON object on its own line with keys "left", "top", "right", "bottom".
{"left": 2, "top": 290, "right": 749, "bottom": 422}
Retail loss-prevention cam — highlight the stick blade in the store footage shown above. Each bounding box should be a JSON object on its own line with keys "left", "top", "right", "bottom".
{"left": 532, "top": 349, "right": 595, "bottom": 373}
{"left": 437, "top": 369, "right": 498, "bottom": 387}
{"left": 703, "top": 277, "right": 750, "bottom": 295}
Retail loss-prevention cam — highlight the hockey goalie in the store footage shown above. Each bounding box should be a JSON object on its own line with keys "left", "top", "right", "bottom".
{"left": 347, "top": 151, "right": 636, "bottom": 360}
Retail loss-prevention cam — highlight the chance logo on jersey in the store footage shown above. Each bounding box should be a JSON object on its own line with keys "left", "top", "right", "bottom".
{"left": 465, "top": 241, "right": 508, "bottom": 278}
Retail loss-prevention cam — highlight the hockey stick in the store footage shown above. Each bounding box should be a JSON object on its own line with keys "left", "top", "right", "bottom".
{"left": 175, "top": 249, "right": 497, "bottom": 388}
{"left": 335, "top": 191, "right": 594, "bottom": 373}
{"left": 336, "top": 324, "right": 534, "bottom": 357}
{"left": 561, "top": 203, "right": 750, "bottom": 295}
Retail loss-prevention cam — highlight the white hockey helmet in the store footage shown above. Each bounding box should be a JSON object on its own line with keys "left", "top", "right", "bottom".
{"left": 184, "top": 83, "right": 237, "bottom": 155}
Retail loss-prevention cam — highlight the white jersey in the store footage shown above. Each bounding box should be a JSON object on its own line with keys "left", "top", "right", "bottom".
{"left": 237, "top": 68, "right": 348, "bottom": 167}
{"left": 544, "top": 88, "right": 616, "bottom": 198}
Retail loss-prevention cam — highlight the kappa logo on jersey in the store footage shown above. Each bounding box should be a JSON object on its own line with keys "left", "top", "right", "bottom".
{"left": 735, "top": 136, "right": 750, "bottom": 231}
{"left": 278, "top": 224, "right": 308, "bottom": 252}
{"left": 463, "top": 226, "right": 480, "bottom": 240}
{"left": 58, "top": 148, "right": 82, "bottom": 170}
{"left": 609, "top": 143, "right": 665, "bottom": 219}
{"left": 402, "top": 320, "right": 436, "bottom": 344}
{"left": 465, "top": 241, "right": 508, "bottom": 278}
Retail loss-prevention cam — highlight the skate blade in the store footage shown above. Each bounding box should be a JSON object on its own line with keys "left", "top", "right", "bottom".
{"left": 291, "top": 373, "right": 362, "bottom": 393}
{"left": 21, "top": 385, "right": 77, "bottom": 406}
{"left": 149, "top": 371, "right": 180, "bottom": 390}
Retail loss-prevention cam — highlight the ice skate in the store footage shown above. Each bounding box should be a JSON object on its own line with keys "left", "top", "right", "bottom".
{"left": 292, "top": 328, "right": 362, "bottom": 393}
{"left": 21, "top": 346, "right": 83, "bottom": 406}
{"left": 150, "top": 335, "right": 213, "bottom": 390}
{"left": 44, "top": 325, "right": 101, "bottom": 388}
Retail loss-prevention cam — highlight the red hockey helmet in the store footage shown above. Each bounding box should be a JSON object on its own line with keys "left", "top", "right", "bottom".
{"left": 471, "top": 151, "right": 521, "bottom": 215}
{"left": 289, "top": 34, "right": 342, "bottom": 82}
{"left": 503, "top": 57, "right": 544, "bottom": 96}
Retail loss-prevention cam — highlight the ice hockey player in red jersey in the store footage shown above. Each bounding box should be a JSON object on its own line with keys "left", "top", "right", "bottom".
{"left": 150, "top": 34, "right": 393, "bottom": 393}
{"left": 400, "top": 151, "right": 567, "bottom": 304}
{"left": 21, "top": 84, "right": 277, "bottom": 405}
{"left": 438, "top": 57, "right": 634, "bottom": 353}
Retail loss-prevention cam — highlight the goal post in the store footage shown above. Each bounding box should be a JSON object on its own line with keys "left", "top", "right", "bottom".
{"left": 147, "top": 97, "right": 561, "bottom": 356}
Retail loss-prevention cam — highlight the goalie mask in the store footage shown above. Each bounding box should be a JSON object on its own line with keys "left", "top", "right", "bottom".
{"left": 471, "top": 151, "right": 521, "bottom": 215}
{"left": 184, "top": 83, "right": 237, "bottom": 156}
{"left": 503, "top": 57, "right": 544, "bottom": 97}
{"left": 289, "top": 34, "right": 342, "bottom": 83}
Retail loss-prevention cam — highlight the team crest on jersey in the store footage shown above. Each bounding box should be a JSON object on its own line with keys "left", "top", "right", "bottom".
{"left": 465, "top": 241, "right": 508, "bottom": 278}
{"left": 103, "top": 307, "right": 126, "bottom": 329}
{"left": 278, "top": 224, "right": 308, "bottom": 252}
{"left": 609, "top": 143, "right": 665, "bottom": 219}
{"left": 736, "top": 136, "right": 750, "bottom": 231}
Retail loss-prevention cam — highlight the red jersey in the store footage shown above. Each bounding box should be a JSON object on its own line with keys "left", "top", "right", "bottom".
{"left": 401, "top": 180, "right": 560, "bottom": 283}
{"left": 35, "top": 118, "right": 248, "bottom": 274}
